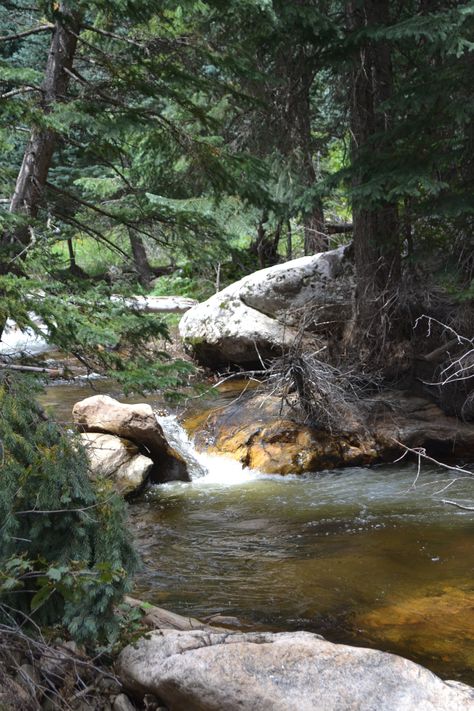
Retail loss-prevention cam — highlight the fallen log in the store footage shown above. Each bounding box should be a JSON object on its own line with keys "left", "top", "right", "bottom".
{"left": 110, "top": 294, "right": 198, "bottom": 314}
{"left": 124, "top": 596, "right": 226, "bottom": 632}
{"left": 0, "top": 363, "right": 64, "bottom": 376}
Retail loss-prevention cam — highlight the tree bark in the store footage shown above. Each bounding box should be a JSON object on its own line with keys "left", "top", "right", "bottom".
{"left": 0, "top": 4, "right": 81, "bottom": 341}
{"left": 347, "top": 0, "right": 400, "bottom": 338}
{"left": 128, "top": 229, "right": 155, "bottom": 287}
{"left": 1, "top": 4, "right": 81, "bottom": 273}
{"left": 293, "top": 51, "right": 327, "bottom": 254}
{"left": 251, "top": 211, "right": 281, "bottom": 268}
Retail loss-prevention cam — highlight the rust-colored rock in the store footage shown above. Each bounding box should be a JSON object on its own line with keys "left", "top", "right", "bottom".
{"left": 189, "top": 388, "right": 474, "bottom": 475}
{"left": 191, "top": 393, "right": 379, "bottom": 475}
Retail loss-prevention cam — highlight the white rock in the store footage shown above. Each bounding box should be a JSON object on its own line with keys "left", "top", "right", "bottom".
{"left": 179, "top": 246, "right": 352, "bottom": 367}
{"left": 80, "top": 432, "right": 153, "bottom": 495}
{"left": 73, "top": 395, "right": 189, "bottom": 483}
{"left": 117, "top": 629, "right": 474, "bottom": 711}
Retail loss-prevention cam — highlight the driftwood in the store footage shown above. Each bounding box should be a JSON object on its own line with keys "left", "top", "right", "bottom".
{"left": 124, "top": 597, "right": 229, "bottom": 632}
{"left": 110, "top": 295, "right": 198, "bottom": 314}
{"left": 0, "top": 363, "right": 64, "bottom": 376}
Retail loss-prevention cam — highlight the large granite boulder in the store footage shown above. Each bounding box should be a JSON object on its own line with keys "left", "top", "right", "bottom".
{"left": 80, "top": 432, "right": 153, "bottom": 495}
{"left": 179, "top": 246, "right": 352, "bottom": 368}
{"left": 73, "top": 395, "right": 189, "bottom": 483}
{"left": 117, "top": 628, "right": 474, "bottom": 711}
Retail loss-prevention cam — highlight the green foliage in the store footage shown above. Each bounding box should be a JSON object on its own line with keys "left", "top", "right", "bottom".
{"left": 0, "top": 373, "right": 139, "bottom": 646}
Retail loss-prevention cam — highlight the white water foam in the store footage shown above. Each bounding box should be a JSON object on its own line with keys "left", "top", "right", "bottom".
{"left": 192, "top": 450, "right": 263, "bottom": 487}
{"left": 156, "top": 413, "right": 264, "bottom": 487}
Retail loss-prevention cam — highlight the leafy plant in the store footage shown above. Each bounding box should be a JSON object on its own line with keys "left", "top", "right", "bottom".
{"left": 0, "top": 373, "right": 139, "bottom": 646}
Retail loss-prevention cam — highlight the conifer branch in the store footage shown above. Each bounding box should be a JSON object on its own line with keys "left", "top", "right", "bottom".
{"left": 81, "top": 23, "right": 146, "bottom": 50}
{"left": 0, "top": 24, "right": 53, "bottom": 43}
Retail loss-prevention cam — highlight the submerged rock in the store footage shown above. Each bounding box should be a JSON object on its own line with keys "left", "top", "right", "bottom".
{"left": 80, "top": 432, "right": 153, "bottom": 495}
{"left": 179, "top": 245, "right": 352, "bottom": 368}
{"left": 357, "top": 585, "right": 474, "bottom": 673}
{"left": 73, "top": 395, "right": 190, "bottom": 483}
{"left": 117, "top": 628, "right": 474, "bottom": 711}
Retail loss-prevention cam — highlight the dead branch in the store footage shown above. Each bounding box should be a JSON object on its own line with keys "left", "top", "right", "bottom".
{"left": 0, "top": 24, "right": 53, "bottom": 43}
{"left": 392, "top": 440, "right": 473, "bottom": 478}
{"left": 0, "top": 363, "right": 64, "bottom": 376}
{"left": 417, "top": 337, "right": 460, "bottom": 363}
{"left": 81, "top": 22, "right": 146, "bottom": 50}
{"left": 441, "top": 499, "right": 474, "bottom": 511}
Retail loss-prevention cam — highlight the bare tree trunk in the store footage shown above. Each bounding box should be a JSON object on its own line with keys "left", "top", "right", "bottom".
{"left": 286, "top": 219, "right": 293, "bottom": 260}
{"left": 303, "top": 200, "right": 326, "bottom": 255}
{"left": 251, "top": 211, "right": 281, "bottom": 268}
{"left": 295, "top": 57, "right": 327, "bottom": 255}
{"left": 128, "top": 229, "right": 155, "bottom": 287}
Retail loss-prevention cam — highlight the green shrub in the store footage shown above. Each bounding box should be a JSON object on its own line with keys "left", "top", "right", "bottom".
{"left": 0, "top": 374, "right": 139, "bottom": 646}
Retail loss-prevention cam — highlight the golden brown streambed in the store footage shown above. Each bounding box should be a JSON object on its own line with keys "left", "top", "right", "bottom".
{"left": 42, "top": 382, "right": 474, "bottom": 684}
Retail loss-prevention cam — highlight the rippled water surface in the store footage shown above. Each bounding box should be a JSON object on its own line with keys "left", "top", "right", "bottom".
{"left": 43, "top": 381, "right": 474, "bottom": 683}
{"left": 130, "top": 458, "right": 474, "bottom": 683}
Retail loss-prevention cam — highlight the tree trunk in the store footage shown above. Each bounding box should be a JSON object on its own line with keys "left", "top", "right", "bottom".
{"left": 251, "top": 211, "right": 281, "bottom": 268}
{"left": 295, "top": 56, "right": 327, "bottom": 255}
{"left": 347, "top": 0, "right": 400, "bottom": 349}
{"left": 303, "top": 201, "right": 326, "bottom": 255}
{"left": 128, "top": 229, "right": 155, "bottom": 287}
{"left": 0, "top": 4, "right": 81, "bottom": 341}
{"left": 1, "top": 4, "right": 81, "bottom": 273}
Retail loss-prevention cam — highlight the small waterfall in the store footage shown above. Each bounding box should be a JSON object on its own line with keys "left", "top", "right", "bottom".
{"left": 156, "top": 414, "right": 209, "bottom": 480}
{"left": 156, "top": 413, "right": 263, "bottom": 485}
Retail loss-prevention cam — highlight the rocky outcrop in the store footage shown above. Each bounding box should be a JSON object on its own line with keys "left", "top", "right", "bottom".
{"left": 189, "top": 388, "right": 474, "bottom": 475}
{"left": 117, "top": 628, "right": 474, "bottom": 711}
{"left": 73, "top": 395, "right": 190, "bottom": 484}
{"left": 179, "top": 246, "right": 352, "bottom": 368}
{"left": 80, "top": 432, "right": 153, "bottom": 495}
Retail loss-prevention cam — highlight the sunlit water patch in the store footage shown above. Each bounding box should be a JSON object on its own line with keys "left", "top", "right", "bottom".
{"left": 41, "top": 383, "right": 474, "bottom": 683}
{"left": 129, "top": 449, "right": 474, "bottom": 683}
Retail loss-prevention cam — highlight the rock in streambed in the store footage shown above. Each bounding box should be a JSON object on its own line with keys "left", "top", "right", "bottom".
{"left": 179, "top": 245, "right": 352, "bottom": 368}
{"left": 117, "top": 628, "right": 474, "bottom": 711}
{"left": 73, "top": 395, "right": 190, "bottom": 488}
{"left": 189, "top": 389, "right": 474, "bottom": 475}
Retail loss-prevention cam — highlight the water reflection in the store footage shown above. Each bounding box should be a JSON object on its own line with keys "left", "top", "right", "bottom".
{"left": 129, "top": 462, "right": 474, "bottom": 683}
{"left": 41, "top": 381, "right": 474, "bottom": 682}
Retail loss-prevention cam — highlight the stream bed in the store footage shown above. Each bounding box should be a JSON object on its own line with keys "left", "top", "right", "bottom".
{"left": 130, "top": 460, "right": 474, "bottom": 684}
{"left": 42, "top": 382, "right": 474, "bottom": 684}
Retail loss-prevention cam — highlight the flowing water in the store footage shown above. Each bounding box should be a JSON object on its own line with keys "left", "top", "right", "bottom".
{"left": 42, "top": 382, "right": 474, "bottom": 684}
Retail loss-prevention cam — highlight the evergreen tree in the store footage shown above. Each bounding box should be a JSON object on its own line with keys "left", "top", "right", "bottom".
{"left": 0, "top": 373, "right": 138, "bottom": 644}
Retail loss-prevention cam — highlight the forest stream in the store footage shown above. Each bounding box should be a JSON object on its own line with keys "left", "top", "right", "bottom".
{"left": 42, "top": 381, "right": 474, "bottom": 686}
